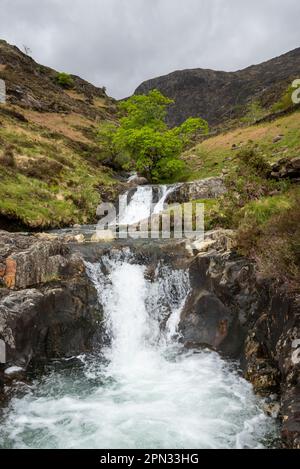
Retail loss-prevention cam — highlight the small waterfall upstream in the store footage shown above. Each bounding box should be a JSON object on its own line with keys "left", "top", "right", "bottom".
{"left": 118, "top": 184, "right": 177, "bottom": 226}
{"left": 0, "top": 246, "right": 277, "bottom": 449}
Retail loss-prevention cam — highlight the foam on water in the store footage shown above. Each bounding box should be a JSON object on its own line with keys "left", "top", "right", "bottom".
{"left": 0, "top": 252, "right": 277, "bottom": 449}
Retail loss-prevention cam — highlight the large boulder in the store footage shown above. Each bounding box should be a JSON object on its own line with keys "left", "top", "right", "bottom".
{"left": 0, "top": 274, "right": 103, "bottom": 367}
{"left": 166, "top": 177, "right": 226, "bottom": 204}
{"left": 0, "top": 231, "right": 103, "bottom": 374}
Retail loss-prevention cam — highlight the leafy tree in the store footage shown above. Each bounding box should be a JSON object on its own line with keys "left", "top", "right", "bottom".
{"left": 98, "top": 89, "right": 209, "bottom": 182}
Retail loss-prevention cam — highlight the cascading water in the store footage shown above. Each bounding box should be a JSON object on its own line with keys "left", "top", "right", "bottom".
{"left": 0, "top": 249, "right": 277, "bottom": 449}
{"left": 118, "top": 184, "right": 177, "bottom": 226}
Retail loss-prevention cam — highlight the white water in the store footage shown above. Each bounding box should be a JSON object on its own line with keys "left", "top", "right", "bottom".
{"left": 118, "top": 185, "right": 177, "bottom": 226}
{"left": 0, "top": 251, "right": 277, "bottom": 449}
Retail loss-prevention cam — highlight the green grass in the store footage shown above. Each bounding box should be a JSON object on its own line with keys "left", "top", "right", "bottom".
{"left": 182, "top": 108, "right": 300, "bottom": 181}
{"left": 239, "top": 193, "right": 292, "bottom": 226}
{"left": 0, "top": 109, "right": 119, "bottom": 229}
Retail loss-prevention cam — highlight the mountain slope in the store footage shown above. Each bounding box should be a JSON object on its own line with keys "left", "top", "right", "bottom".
{"left": 0, "top": 40, "right": 123, "bottom": 230}
{"left": 135, "top": 47, "right": 300, "bottom": 127}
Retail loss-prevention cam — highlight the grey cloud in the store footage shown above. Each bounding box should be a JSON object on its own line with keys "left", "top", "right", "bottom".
{"left": 1, "top": 0, "right": 300, "bottom": 98}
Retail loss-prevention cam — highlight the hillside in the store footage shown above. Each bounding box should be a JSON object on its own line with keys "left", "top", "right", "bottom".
{"left": 0, "top": 40, "right": 123, "bottom": 230}
{"left": 135, "top": 47, "right": 300, "bottom": 127}
{"left": 183, "top": 107, "right": 300, "bottom": 180}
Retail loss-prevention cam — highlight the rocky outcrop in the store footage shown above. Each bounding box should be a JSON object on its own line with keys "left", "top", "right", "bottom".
{"left": 0, "top": 39, "right": 116, "bottom": 119}
{"left": 135, "top": 47, "right": 300, "bottom": 127}
{"left": 180, "top": 230, "right": 300, "bottom": 448}
{"left": 166, "top": 177, "right": 226, "bottom": 203}
{"left": 270, "top": 157, "right": 300, "bottom": 182}
{"left": 0, "top": 231, "right": 102, "bottom": 383}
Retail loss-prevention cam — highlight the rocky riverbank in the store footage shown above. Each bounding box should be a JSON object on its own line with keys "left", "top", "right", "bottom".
{"left": 182, "top": 230, "right": 300, "bottom": 449}
{"left": 0, "top": 228, "right": 299, "bottom": 448}
{"left": 0, "top": 231, "right": 103, "bottom": 379}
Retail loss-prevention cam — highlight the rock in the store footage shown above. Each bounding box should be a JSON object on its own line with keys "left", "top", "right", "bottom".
{"left": 0, "top": 280, "right": 103, "bottom": 367}
{"left": 91, "top": 230, "right": 116, "bottom": 242}
{"left": 63, "top": 234, "right": 85, "bottom": 244}
{"left": 134, "top": 48, "right": 300, "bottom": 127}
{"left": 273, "top": 135, "right": 284, "bottom": 143}
{"left": 270, "top": 157, "right": 300, "bottom": 180}
{"left": 167, "top": 177, "right": 227, "bottom": 204}
{"left": 0, "top": 229, "right": 103, "bottom": 372}
{"left": 263, "top": 400, "right": 280, "bottom": 418}
{"left": 180, "top": 290, "right": 233, "bottom": 351}
{"left": 191, "top": 239, "right": 216, "bottom": 253}
{"left": 127, "top": 176, "right": 149, "bottom": 186}
{"left": 4, "top": 366, "right": 25, "bottom": 382}
{"left": 179, "top": 228, "right": 300, "bottom": 447}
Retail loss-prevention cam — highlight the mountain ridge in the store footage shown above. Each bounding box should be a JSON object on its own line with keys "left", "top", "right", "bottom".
{"left": 135, "top": 47, "right": 300, "bottom": 126}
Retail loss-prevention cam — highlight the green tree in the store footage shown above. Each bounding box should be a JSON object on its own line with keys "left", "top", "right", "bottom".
{"left": 98, "top": 90, "right": 209, "bottom": 182}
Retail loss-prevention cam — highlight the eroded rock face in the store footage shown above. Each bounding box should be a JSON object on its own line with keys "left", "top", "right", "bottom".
{"left": 0, "top": 276, "right": 102, "bottom": 367}
{"left": 0, "top": 231, "right": 103, "bottom": 379}
{"left": 271, "top": 157, "right": 300, "bottom": 182}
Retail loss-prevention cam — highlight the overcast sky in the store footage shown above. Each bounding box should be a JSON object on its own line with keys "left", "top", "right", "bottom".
{"left": 1, "top": 0, "right": 300, "bottom": 98}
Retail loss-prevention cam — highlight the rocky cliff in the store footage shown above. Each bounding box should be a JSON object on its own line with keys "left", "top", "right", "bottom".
{"left": 135, "top": 47, "right": 300, "bottom": 127}
{"left": 0, "top": 231, "right": 103, "bottom": 381}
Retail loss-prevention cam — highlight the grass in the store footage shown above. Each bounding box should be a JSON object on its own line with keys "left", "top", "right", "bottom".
{"left": 236, "top": 187, "right": 300, "bottom": 287}
{"left": 182, "top": 108, "right": 300, "bottom": 181}
{"left": 238, "top": 193, "right": 292, "bottom": 225}
{"left": 0, "top": 105, "right": 120, "bottom": 229}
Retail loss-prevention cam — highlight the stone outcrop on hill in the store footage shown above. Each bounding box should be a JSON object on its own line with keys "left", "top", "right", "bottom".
{"left": 135, "top": 47, "right": 300, "bottom": 127}
{"left": 0, "top": 39, "right": 116, "bottom": 119}
{"left": 271, "top": 157, "right": 300, "bottom": 182}
{"left": 166, "top": 177, "right": 226, "bottom": 203}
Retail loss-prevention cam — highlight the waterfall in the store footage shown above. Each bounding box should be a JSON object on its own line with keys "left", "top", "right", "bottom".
{"left": 118, "top": 184, "right": 177, "bottom": 226}
{"left": 118, "top": 186, "right": 154, "bottom": 225}
{"left": 153, "top": 185, "right": 178, "bottom": 215}
{"left": 0, "top": 248, "right": 277, "bottom": 449}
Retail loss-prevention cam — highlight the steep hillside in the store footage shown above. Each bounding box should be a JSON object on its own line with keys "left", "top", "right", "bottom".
{"left": 135, "top": 47, "right": 300, "bottom": 127}
{"left": 183, "top": 107, "right": 300, "bottom": 180}
{"left": 0, "top": 40, "right": 123, "bottom": 230}
{"left": 179, "top": 106, "right": 300, "bottom": 287}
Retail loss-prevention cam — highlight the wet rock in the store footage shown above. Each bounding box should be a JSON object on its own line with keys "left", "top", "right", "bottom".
{"left": 0, "top": 230, "right": 103, "bottom": 375}
{"left": 127, "top": 176, "right": 149, "bottom": 186}
{"left": 180, "top": 290, "right": 233, "bottom": 351}
{"left": 180, "top": 229, "right": 300, "bottom": 448}
{"left": 0, "top": 271, "right": 103, "bottom": 367}
{"left": 166, "top": 177, "right": 226, "bottom": 204}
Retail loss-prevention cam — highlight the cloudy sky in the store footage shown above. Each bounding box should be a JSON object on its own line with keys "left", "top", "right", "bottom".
{"left": 1, "top": 0, "right": 300, "bottom": 98}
